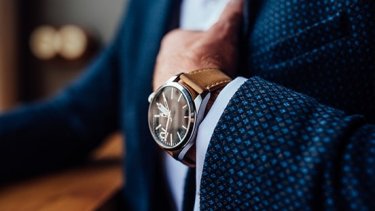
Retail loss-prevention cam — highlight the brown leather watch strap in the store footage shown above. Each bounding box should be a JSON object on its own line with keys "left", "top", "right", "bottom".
{"left": 175, "top": 68, "right": 231, "bottom": 167}
{"left": 179, "top": 68, "right": 231, "bottom": 94}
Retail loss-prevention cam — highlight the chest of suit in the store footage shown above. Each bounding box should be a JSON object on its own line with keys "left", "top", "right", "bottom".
{"left": 245, "top": 0, "right": 375, "bottom": 121}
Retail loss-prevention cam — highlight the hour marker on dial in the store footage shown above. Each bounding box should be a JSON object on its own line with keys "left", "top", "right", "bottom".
{"left": 177, "top": 132, "right": 182, "bottom": 141}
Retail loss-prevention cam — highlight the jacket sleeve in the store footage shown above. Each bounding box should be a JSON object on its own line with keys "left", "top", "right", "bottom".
{"left": 201, "top": 76, "right": 374, "bottom": 210}
{"left": 0, "top": 34, "right": 121, "bottom": 182}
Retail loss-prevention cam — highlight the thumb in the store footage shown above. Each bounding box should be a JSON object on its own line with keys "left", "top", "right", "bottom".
{"left": 209, "top": 0, "right": 244, "bottom": 36}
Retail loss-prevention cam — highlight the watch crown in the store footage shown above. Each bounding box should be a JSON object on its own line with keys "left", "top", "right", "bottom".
{"left": 148, "top": 92, "right": 155, "bottom": 103}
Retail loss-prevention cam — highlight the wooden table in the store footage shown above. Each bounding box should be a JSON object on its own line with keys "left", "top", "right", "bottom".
{"left": 0, "top": 133, "right": 124, "bottom": 211}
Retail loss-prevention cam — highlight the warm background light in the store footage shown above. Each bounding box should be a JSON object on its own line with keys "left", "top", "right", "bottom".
{"left": 30, "top": 25, "right": 59, "bottom": 60}
{"left": 58, "top": 25, "right": 88, "bottom": 60}
{"left": 30, "top": 25, "right": 90, "bottom": 61}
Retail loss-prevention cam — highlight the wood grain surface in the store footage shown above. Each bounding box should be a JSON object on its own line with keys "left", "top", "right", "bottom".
{"left": 0, "top": 133, "right": 124, "bottom": 211}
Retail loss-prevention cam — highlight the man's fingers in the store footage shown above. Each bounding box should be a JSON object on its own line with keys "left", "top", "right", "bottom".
{"left": 209, "top": 0, "right": 244, "bottom": 35}
{"left": 218, "top": 0, "right": 244, "bottom": 24}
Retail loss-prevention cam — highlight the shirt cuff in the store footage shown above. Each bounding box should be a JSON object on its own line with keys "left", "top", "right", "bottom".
{"left": 194, "top": 76, "right": 247, "bottom": 210}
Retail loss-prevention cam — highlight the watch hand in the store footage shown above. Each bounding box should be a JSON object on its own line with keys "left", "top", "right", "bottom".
{"left": 162, "top": 93, "right": 169, "bottom": 110}
{"left": 165, "top": 113, "right": 171, "bottom": 131}
{"left": 157, "top": 102, "right": 169, "bottom": 115}
{"left": 165, "top": 112, "right": 173, "bottom": 143}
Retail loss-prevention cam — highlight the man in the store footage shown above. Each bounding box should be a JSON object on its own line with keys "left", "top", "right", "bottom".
{"left": 155, "top": 1, "right": 375, "bottom": 210}
{"left": 0, "top": 0, "right": 374, "bottom": 210}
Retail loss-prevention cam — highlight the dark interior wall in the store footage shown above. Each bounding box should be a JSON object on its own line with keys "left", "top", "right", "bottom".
{"left": 18, "top": 0, "right": 127, "bottom": 101}
{"left": 39, "top": 0, "right": 127, "bottom": 44}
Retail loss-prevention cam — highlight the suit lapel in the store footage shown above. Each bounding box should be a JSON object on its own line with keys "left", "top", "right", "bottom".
{"left": 120, "top": 0, "right": 178, "bottom": 210}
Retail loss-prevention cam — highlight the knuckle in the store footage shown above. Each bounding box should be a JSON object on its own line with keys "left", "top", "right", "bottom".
{"left": 161, "top": 29, "right": 181, "bottom": 43}
{"left": 211, "top": 21, "right": 240, "bottom": 40}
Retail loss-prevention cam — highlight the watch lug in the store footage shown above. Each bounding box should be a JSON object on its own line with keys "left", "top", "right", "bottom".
{"left": 167, "top": 75, "right": 179, "bottom": 83}
{"left": 195, "top": 92, "right": 210, "bottom": 124}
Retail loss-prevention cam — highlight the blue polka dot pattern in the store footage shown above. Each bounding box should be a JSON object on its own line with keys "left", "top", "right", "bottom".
{"left": 201, "top": 77, "right": 374, "bottom": 210}
{"left": 248, "top": 0, "right": 375, "bottom": 121}
{"left": 200, "top": 0, "right": 375, "bottom": 209}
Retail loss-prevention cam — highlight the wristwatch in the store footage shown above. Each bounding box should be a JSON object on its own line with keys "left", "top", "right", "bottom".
{"left": 148, "top": 68, "right": 231, "bottom": 167}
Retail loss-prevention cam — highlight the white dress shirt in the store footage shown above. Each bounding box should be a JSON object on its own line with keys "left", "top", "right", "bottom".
{"left": 164, "top": 0, "right": 246, "bottom": 210}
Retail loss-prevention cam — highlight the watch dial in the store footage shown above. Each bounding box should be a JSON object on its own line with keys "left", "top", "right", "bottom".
{"left": 149, "top": 86, "right": 192, "bottom": 148}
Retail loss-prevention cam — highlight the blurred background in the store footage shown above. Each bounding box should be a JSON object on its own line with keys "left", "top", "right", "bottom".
{"left": 0, "top": 0, "right": 127, "bottom": 111}
{"left": 0, "top": 1, "right": 128, "bottom": 210}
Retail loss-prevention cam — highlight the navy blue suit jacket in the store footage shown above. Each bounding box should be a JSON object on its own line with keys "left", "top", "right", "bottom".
{"left": 0, "top": 0, "right": 374, "bottom": 210}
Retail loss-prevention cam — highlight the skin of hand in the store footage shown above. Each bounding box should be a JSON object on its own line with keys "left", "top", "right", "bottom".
{"left": 152, "top": 0, "right": 244, "bottom": 165}
{"left": 152, "top": 0, "right": 244, "bottom": 91}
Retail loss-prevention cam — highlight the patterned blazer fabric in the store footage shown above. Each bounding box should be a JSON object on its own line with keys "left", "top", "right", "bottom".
{"left": 201, "top": 78, "right": 374, "bottom": 210}
{"left": 249, "top": 0, "right": 374, "bottom": 119}
{"left": 201, "top": 0, "right": 375, "bottom": 210}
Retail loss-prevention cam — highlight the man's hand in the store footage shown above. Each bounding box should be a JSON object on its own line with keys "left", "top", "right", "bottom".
{"left": 152, "top": 0, "right": 244, "bottom": 91}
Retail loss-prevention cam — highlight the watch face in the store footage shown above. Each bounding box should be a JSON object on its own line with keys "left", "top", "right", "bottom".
{"left": 148, "top": 85, "right": 195, "bottom": 149}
